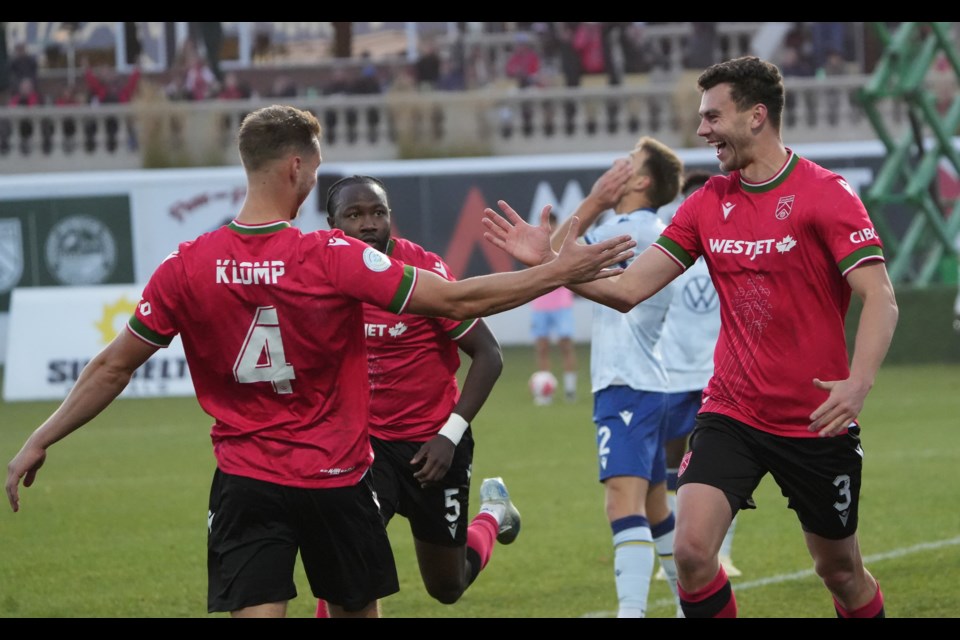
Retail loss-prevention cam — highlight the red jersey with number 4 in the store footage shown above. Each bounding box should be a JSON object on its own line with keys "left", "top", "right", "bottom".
{"left": 656, "top": 152, "right": 885, "bottom": 437}
{"left": 127, "top": 220, "right": 417, "bottom": 488}
{"left": 364, "top": 237, "right": 478, "bottom": 442}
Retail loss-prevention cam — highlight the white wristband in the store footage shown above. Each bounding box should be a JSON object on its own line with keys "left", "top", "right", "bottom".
{"left": 438, "top": 413, "right": 469, "bottom": 446}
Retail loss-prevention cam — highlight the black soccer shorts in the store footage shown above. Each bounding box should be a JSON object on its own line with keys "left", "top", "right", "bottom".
{"left": 677, "top": 412, "right": 865, "bottom": 540}
{"left": 207, "top": 468, "right": 399, "bottom": 613}
{"left": 370, "top": 428, "right": 475, "bottom": 547}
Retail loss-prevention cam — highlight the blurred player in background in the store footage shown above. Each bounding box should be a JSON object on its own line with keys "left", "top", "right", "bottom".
{"left": 5, "top": 104, "right": 637, "bottom": 619}
{"left": 549, "top": 136, "right": 685, "bottom": 617}
{"left": 317, "top": 175, "right": 519, "bottom": 616}
{"left": 529, "top": 210, "right": 579, "bottom": 404}
{"left": 655, "top": 170, "right": 741, "bottom": 581}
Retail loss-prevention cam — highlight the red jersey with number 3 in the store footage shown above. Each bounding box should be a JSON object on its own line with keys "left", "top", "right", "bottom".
{"left": 127, "top": 220, "right": 417, "bottom": 488}
{"left": 363, "top": 237, "right": 478, "bottom": 442}
{"left": 655, "top": 152, "right": 885, "bottom": 437}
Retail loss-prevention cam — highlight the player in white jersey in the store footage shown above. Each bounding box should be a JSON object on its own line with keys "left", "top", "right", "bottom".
{"left": 655, "top": 170, "right": 740, "bottom": 581}
{"left": 550, "top": 136, "right": 684, "bottom": 618}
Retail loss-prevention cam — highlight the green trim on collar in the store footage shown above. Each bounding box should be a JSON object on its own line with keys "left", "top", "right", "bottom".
{"left": 740, "top": 152, "right": 800, "bottom": 194}
{"left": 227, "top": 220, "right": 292, "bottom": 235}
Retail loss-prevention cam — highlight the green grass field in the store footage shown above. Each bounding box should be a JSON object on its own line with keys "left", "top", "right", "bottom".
{"left": 1, "top": 347, "right": 958, "bottom": 618}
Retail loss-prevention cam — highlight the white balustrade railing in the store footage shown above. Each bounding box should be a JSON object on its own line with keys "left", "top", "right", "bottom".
{"left": 0, "top": 74, "right": 908, "bottom": 175}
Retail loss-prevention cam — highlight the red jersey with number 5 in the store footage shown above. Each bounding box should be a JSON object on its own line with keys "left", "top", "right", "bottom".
{"left": 363, "top": 237, "right": 478, "bottom": 442}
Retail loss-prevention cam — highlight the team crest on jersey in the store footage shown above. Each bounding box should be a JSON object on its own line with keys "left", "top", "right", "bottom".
{"left": 775, "top": 195, "right": 795, "bottom": 220}
{"left": 362, "top": 246, "right": 391, "bottom": 272}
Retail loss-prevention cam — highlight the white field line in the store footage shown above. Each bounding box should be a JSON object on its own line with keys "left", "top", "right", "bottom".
{"left": 581, "top": 535, "right": 960, "bottom": 618}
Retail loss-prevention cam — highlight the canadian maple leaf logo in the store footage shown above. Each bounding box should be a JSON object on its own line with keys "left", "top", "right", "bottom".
{"left": 776, "top": 235, "right": 797, "bottom": 253}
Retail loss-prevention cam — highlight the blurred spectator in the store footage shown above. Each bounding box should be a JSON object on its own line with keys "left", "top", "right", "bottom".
{"left": 621, "top": 22, "right": 668, "bottom": 74}
{"left": 601, "top": 22, "right": 629, "bottom": 86}
{"left": 183, "top": 49, "right": 219, "bottom": 101}
{"left": 8, "top": 41, "right": 39, "bottom": 88}
{"left": 505, "top": 32, "right": 542, "bottom": 88}
{"left": 82, "top": 57, "right": 142, "bottom": 153}
{"left": 350, "top": 59, "right": 384, "bottom": 143}
{"left": 810, "top": 22, "right": 848, "bottom": 74}
{"left": 323, "top": 67, "right": 353, "bottom": 96}
{"left": 4, "top": 76, "right": 44, "bottom": 154}
{"left": 266, "top": 74, "right": 298, "bottom": 98}
{"left": 779, "top": 44, "right": 815, "bottom": 128}
{"left": 464, "top": 43, "right": 492, "bottom": 90}
{"left": 673, "top": 22, "right": 718, "bottom": 147}
{"left": 7, "top": 76, "right": 42, "bottom": 106}
{"left": 414, "top": 38, "right": 442, "bottom": 90}
{"left": 820, "top": 47, "right": 851, "bottom": 126}
{"left": 322, "top": 67, "right": 355, "bottom": 145}
{"left": 436, "top": 53, "right": 466, "bottom": 91}
{"left": 0, "top": 25, "right": 8, "bottom": 94}
{"left": 549, "top": 22, "right": 583, "bottom": 88}
{"left": 351, "top": 56, "right": 383, "bottom": 95}
{"left": 780, "top": 43, "right": 815, "bottom": 77}
{"left": 83, "top": 56, "right": 141, "bottom": 104}
{"left": 573, "top": 22, "right": 605, "bottom": 76}
{"left": 216, "top": 71, "right": 251, "bottom": 100}
{"left": 190, "top": 22, "right": 224, "bottom": 83}
{"left": 51, "top": 82, "right": 86, "bottom": 153}
{"left": 683, "top": 22, "right": 718, "bottom": 70}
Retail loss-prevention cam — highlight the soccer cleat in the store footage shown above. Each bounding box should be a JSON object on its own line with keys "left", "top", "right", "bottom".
{"left": 720, "top": 555, "right": 742, "bottom": 578}
{"left": 480, "top": 477, "right": 521, "bottom": 544}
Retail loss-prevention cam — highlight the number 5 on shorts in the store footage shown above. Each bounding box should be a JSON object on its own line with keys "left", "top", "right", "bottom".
{"left": 233, "top": 306, "right": 296, "bottom": 394}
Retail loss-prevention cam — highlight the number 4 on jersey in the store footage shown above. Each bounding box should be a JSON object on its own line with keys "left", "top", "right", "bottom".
{"left": 233, "top": 306, "right": 296, "bottom": 394}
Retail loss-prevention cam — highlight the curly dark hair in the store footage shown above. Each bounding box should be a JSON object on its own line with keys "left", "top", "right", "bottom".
{"left": 697, "top": 56, "right": 785, "bottom": 130}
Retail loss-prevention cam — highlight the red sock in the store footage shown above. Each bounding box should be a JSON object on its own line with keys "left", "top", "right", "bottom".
{"left": 467, "top": 512, "right": 498, "bottom": 571}
{"left": 834, "top": 581, "right": 885, "bottom": 618}
{"left": 678, "top": 565, "right": 738, "bottom": 618}
{"left": 315, "top": 599, "right": 329, "bottom": 618}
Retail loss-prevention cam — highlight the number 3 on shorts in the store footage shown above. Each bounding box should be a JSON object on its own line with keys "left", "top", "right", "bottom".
{"left": 233, "top": 306, "right": 296, "bottom": 394}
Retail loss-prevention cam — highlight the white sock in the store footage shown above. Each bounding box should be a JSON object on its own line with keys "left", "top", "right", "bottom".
{"left": 612, "top": 524, "right": 654, "bottom": 618}
{"left": 479, "top": 502, "right": 505, "bottom": 525}
{"left": 563, "top": 371, "right": 577, "bottom": 395}
{"left": 653, "top": 517, "right": 680, "bottom": 604}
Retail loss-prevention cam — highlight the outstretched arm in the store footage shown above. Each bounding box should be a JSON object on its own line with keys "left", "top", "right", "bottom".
{"left": 408, "top": 216, "right": 635, "bottom": 320}
{"left": 808, "top": 262, "right": 898, "bottom": 437}
{"left": 6, "top": 330, "right": 158, "bottom": 512}
{"left": 484, "top": 199, "right": 682, "bottom": 312}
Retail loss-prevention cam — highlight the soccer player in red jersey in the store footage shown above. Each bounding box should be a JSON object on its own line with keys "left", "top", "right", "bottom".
{"left": 482, "top": 56, "right": 898, "bottom": 618}
{"left": 313, "top": 175, "right": 518, "bottom": 617}
{"left": 5, "top": 105, "right": 636, "bottom": 618}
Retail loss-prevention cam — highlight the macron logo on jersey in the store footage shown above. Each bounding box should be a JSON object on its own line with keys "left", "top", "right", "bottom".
{"left": 708, "top": 236, "right": 797, "bottom": 261}
{"left": 722, "top": 202, "right": 736, "bottom": 219}
{"left": 328, "top": 237, "right": 350, "bottom": 246}
{"left": 432, "top": 261, "right": 448, "bottom": 278}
